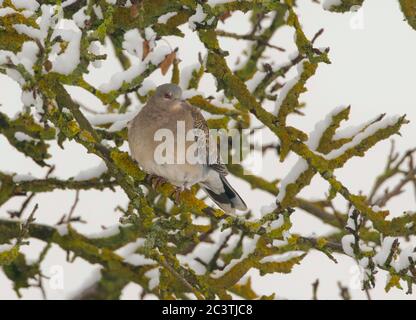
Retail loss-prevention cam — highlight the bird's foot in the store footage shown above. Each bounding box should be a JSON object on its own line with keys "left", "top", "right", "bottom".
{"left": 172, "top": 186, "right": 185, "bottom": 204}
{"left": 147, "top": 174, "right": 167, "bottom": 190}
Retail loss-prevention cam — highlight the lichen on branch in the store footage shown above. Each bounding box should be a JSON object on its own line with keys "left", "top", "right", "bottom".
{"left": 0, "top": 0, "right": 414, "bottom": 300}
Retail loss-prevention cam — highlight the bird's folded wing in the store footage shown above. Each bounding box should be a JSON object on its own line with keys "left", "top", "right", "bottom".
{"left": 184, "top": 101, "right": 228, "bottom": 176}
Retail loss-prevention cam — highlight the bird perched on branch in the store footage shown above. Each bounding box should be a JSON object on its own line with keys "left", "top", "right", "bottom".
{"left": 128, "top": 83, "right": 247, "bottom": 213}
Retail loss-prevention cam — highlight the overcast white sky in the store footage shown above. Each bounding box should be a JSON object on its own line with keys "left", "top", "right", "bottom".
{"left": 0, "top": 0, "right": 415, "bottom": 299}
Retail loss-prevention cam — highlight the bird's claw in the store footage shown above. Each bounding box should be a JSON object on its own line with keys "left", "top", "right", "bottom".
{"left": 172, "top": 186, "right": 185, "bottom": 204}
{"left": 147, "top": 175, "right": 167, "bottom": 190}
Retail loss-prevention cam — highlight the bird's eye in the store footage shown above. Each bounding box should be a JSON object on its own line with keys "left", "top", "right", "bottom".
{"left": 164, "top": 93, "right": 172, "bottom": 99}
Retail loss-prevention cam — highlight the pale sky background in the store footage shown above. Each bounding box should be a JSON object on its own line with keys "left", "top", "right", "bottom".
{"left": 0, "top": 0, "right": 415, "bottom": 299}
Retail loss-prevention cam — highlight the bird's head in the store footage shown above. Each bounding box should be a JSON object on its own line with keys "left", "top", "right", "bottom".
{"left": 154, "top": 83, "right": 182, "bottom": 101}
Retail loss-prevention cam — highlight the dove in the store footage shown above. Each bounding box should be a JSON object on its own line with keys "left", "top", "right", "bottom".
{"left": 128, "top": 83, "right": 247, "bottom": 213}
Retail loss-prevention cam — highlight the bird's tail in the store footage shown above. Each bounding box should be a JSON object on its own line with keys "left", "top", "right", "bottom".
{"left": 200, "top": 171, "right": 247, "bottom": 213}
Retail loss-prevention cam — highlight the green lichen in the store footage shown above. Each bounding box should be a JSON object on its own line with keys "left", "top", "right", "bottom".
{"left": 0, "top": 112, "right": 55, "bottom": 165}
{"left": 257, "top": 253, "right": 306, "bottom": 276}
{"left": 399, "top": 0, "right": 416, "bottom": 30}
{"left": 110, "top": 150, "right": 146, "bottom": 181}
{"left": 323, "top": 0, "right": 365, "bottom": 13}
{"left": 0, "top": 245, "right": 20, "bottom": 266}
{"left": 0, "top": 30, "right": 30, "bottom": 52}
{"left": 328, "top": 116, "right": 408, "bottom": 169}
{"left": 317, "top": 107, "right": 351, "bottom": 154}
{"left": 188, "top": 96, "right": 241, "bottom": 118}
{"left": 277, "top": 61, "right": 318, "bottom": 128}
{"left": 0, "top": 0, "right": 414, "bottom": 300}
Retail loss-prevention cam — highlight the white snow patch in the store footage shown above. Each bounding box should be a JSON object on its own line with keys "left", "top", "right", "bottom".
{"left": 260, "top": 202, "right": 277, "bottom": 216}
{"left": 145, "top": 268, "right": 160, "bottom": 290}
{"left": 323, "top": 0, "right": 342, "bottom": 10}
{"left": 12, "top": 174, "right": 35, "bottom": 182}
{"left": 374, "top": 237, "right": 396, "bottom": 266}
{"left": 220, "top": 234, "right": 241, "bottom": 255}
{"left": 274, "top": 60, "right": 305, "bottom": 115}
{"left": 73, "top": 6, "right": 90, "bottom": 29}
{"left": 6, "top": 69, "right": 25, "bottom": 85}
{"left": 333, "top": 115, "right": 380, "bottom": 140}
{"left": 116, "top": 238, "right": 156, "bottom": 266}
{"left": 11, "top": 0, "right": 40, "bottom": 11}
{"left": 212, "top": 235, "right": 259, "bottom": 278}
{"left": 179, "top": 63, "right": 200, "bottom": 89}
{"left": 269, "top": 214, "right": 285, "bottom": 231}
{"left": 276, "top": 159, "right": 308, "bottom": 202}
{"left": 259, "top": 251, "right": 304, "bottom": 264}
{"left": 50, "top": 29, "right": 82, "bottom": 75}
{"left": 207, "top": 0, "right": 235, "bottom": 6}
{"left": 14, "top": 132, "right": 34, "bottom": 142}
{"left": 188, "top": 5, "right": 207, "bottom": 30}
{"left": 56, "top": 224, "right": 69, "bottom": 236}
{"left": 21, "top": 90, "right": 43, "bottom": 109}
{"left": 13, "top": 4, "right": 55, "bottom": 42}
{"left": 359, "top": 257, "right": 369, "bottom": 269}
{"left": 307, "top": 106, "right": 346, "bottom": 150}
{"left": 17, "top": 41, "right": 39, "bottom": 75}
{"left": 245, "top": 71, "right": 266, "bottom": 93}
{"left": 157, "top": 12, "right": 177, "bottom": 24}
{"left": 182, "top": 89, "right": 204, "bottom": 100}
{"left": 116, "top": 238, "right": 146, "bottom": 257}
{"left": 393, "top": 244, "right": 416, "bottom": 272}
{"left": 92, "top": 4, "right": 103, "bottom": 19}
{"left": 272, "top": 239, "right": 289, "bottom": 247}
{"left": 74, "top": 162, "right": 108, "bottom": 181}
{"left": 122, "top": 29, "right": 144, "bottom": 58}
{"left": 0, "top": 243, "right": 15, "bottom": 254}
{"left": 341, "top": 234, "right": 355, "bottom": 257}
{"left": 99, "top": 64, "right": 145, "bottom": 93}
{"left": 138, "top": 79, "right": 156, "bottom": 96}
{"left": 87, "top": 225, "right": 124, "bottom": 239}
{"left": 124, "top": 254, "right": 155, "bottom": 266}
{"left": 149, "top": 45, "right": 171, "bottom": 65}
{"left": 346, "top": 206, "right": 357, "bottom": 231}
{"left": 13, "top": 24, "right": 42, "bottom": 41}
{"left": 99, "top": 43, "right": 171, "bottom": 93}
{"left": 325, "top": 115, "right": 401, "bottom": 160}
{"left": 87, "top": 110, "right": 138, "bottom": 132}
{"left": 88, "top": 41, "right": 103, "bottom": 68}
{"left": 144, "top": 27, "right": 156, "bottom": 49}
{"left": 177, "top": 254, "right": 207, "bottom": 275}
{"left": 62, "top": 0, "right": 78, "bottom": 8}
{"left": 0, "top": 50, "right": 15, "bottom": 64}
{"left": 0, "top": 7, "right": 17, "bottom": 17}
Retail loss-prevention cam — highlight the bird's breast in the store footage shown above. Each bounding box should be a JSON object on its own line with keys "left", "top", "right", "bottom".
{"left": 128, "top": 102, "right": 202, "bottom": 183}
